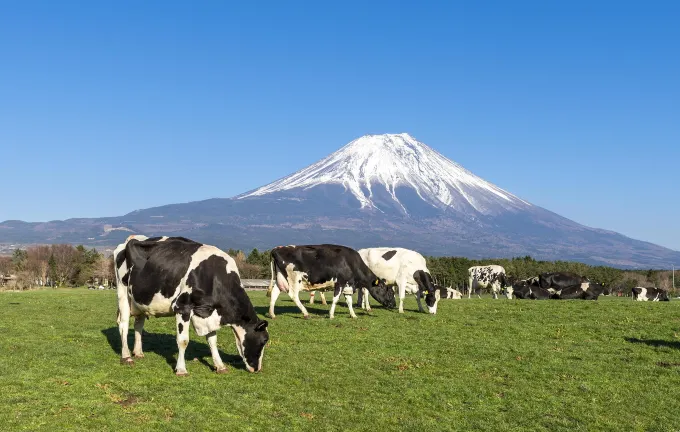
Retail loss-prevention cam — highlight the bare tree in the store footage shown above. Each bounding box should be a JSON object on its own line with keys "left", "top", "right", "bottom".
{"left": 0, "top": 256, "right": 12, "bottom": 275}
{"left": 50, "top": 244, "right": 79, "bottom": 286}
{"left": 25, "top": 246, "right": 51, "bottom": 286}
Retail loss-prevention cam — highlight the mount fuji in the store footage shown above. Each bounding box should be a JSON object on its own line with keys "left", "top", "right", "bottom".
{"left": 1, "top": 133, "right": 678, "bottom": 268}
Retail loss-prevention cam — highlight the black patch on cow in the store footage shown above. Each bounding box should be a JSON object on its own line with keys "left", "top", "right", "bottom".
{"left": 115, "top": 249, "right": 127, "bottom": 272}
{"left": 539, "top": 272, "right": 588, "bottom": 289}
{"left": 512, "top": 285, "right": 532, "bottom": 299}
{"left": 529, "top": 286, "right": 551, "bottom": 300}
{"left": 382, "top": 250, "right": 397, "bottom": 261}
{"left": 178, "top": 323, "right": 184, "bottom": 333}
{"left": 174, "top": 292, "right": 192, "bottom": 322}
{"left": 146, "top": 236, "right": 163, "bottom": 242}
{"left": 126, "top": 238, "right": 202, "bottom": 306}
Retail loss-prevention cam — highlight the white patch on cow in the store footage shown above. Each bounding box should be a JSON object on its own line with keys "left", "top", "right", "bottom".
{"left": 135, "top": 290, "right": 179, "bottom": 317}
{"left": 504, "top": 286, "right": 514, "bottom": 299}
{"left": 581, "top": 282, "right": 590, "bottom": 291}
{"left": 230, "top": 324, "right": 254, "bottom": 372}
{"left": 192, "top": 309, "right": 222, "bottom": 337}
{"left": 634, "top": 287, "right": 648, "bottom": 301}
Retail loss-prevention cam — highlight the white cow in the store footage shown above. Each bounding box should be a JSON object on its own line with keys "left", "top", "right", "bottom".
{"left": 468, "top": 265, "right": 508, "bottom": 299}
{"left": 445, "top": 287, "right": 463, "bottom": 299}
{"left": 357, "top": 247, "right": 440, "bottom": 314}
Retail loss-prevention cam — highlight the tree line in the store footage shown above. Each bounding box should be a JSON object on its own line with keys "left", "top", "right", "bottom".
{"left": 1, "top": 245, "right": 676, "bottom": 295}
{"left": 0, "top": 245, "right": 114, "bottom": 290}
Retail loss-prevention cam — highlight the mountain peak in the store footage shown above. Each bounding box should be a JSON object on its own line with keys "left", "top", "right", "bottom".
{"left": 237, "top": 133, "right": 530, "bottom": 215}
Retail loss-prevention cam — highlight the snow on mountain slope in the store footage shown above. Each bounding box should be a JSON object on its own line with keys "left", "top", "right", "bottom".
{"left": 238, "top": 133, "right": 531, "bottom": 215}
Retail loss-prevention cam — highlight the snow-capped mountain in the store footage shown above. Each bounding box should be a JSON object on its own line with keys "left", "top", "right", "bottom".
{"left": 1, "top": 133, "right": 679, "bottom": 269}
{"left": 238, "top": 133, "right": 530, "bottom": 216}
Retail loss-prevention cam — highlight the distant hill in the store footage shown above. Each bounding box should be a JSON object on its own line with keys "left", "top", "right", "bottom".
{"left": 2, "top": 133, "right": 678, "bottom": 269}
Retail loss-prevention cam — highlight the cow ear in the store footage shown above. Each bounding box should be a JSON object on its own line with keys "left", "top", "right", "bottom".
{"left": 256, "top": 320, "right": 268, "bottom": 332}
{"left": 373, "top": 278, "right": 380, "bottom": 286}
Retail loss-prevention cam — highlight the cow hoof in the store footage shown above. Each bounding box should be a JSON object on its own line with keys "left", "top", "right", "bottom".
{"left": 133, "top": 353, "right": 144, "bottom": 359}
{"left": 215, "top": 367, "right": 229, "bottom": 374}
{"left": 175, "top": 371, "right": 189, "bottom": 377}
{"left": 120, "top": 357, "right": 134, "bottom": 366}
{"left": 303, "top": 315, "right": 310, "bottom": 320}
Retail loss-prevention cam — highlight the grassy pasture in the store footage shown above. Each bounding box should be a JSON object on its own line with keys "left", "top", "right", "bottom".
{"left": 1, "top": 289, "right": 680, "bottom": 431}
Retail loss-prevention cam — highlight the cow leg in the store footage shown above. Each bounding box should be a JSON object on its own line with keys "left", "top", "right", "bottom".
{"left": 117, "top": 290, "right": 134, "bottom": 366}
{"left": 415, "top": 290, "right": 425, "bottom": 313}
{"left": 309, "top": 291, "right": 316, "bottom": 304}
{"left": 398, "top": 280, "right": 407, "bottom": 313}
{"left": 175, "top": 312, "right": 192, "bottom": 376}
{"left": 329, "top": 291, "right": 342, "bottom": 319}
{"left": 289, "top": 289, "right": 310, "bottom": 319}
{"left": 206, "top": 331, "right": 228, "bottom": 373}
{"left": 362, "top": 288, "right": 371, "bottom": 311}
{"left": 268, "top": 284, "right": 281, "bottom": 319}
{"left": 342, "top": 286, "right": 357, "bottom": 319}
{"left": 132, "top": 315, "right": 146, "bottom": 358}
{"left": 320, "top": 291, "right": 327, "bottom": 305}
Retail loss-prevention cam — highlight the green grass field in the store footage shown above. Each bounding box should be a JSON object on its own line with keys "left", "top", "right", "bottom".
{"left": 1, "top": 289, "right": 680, "bottom": 431}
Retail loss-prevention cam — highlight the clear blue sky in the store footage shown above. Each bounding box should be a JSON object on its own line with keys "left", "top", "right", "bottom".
{"left": 1, "top": 1, "right": 678, "bottom": 250}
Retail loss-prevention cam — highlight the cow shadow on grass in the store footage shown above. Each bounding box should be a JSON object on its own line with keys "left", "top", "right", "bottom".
{"left": 101, "top": 327, "right": 245, "bottom": 372}
{"left": 625, "top": 337, "right": 680, "bottom": 350}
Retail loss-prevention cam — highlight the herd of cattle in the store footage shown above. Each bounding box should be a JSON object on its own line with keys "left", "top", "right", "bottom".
{"left": 112, "top": 235, "right": 671, "bottom": 376}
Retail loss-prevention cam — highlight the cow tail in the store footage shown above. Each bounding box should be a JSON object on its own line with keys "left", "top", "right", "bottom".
{"left": 266, "top": 258, "right": 275, "bottom": 298}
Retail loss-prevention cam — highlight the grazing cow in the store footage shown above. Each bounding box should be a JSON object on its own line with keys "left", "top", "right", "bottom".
{"left": 468, "top": 265, "right": 508, "bottom": 299}
{"left": 114, "top": 235, "right": 269, "bottom": 376}
{"left": 266, "top": 244, "right": 396, "bottom": 319}
{"left": 632, "top": 287, "right": 670, "bottom": 302}
{"left": 356, "top": 247, "right": 440, "bottom": 314}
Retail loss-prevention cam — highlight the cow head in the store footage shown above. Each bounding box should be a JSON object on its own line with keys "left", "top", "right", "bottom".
{"left": 232, "top": 320, "right": 269, "bottom": 373}
{"left": 368, "top": 278, "right": 396, "bottom": 309}
{"left": 658, "top": 289, "right": 670, "bottom": 302}
{"left": 420, "top": 286, "right": 441, "bottom": 314}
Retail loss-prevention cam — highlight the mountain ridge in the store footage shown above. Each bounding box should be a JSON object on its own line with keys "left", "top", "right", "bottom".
{"left": 1, "top": 133, "right": 678, "bottom": 269}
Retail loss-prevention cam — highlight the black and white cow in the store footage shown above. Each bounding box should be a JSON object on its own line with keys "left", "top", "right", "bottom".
{"left": 631, "top": 287, "right": 670, "bottom": 302}
{"left": 114, "top": 235, "right": 269, "bottom": 376}
{"left": 468, "top": 265, "right": 508, "bottom": 299}
{"left": 356, "top": 247, "right": 440, "bottom": 314}
{"left": 266, "top": 244, "right": 396, "bottom": 319}
{"left": 549, "top": 282, "right": 607, "bottom": 300}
